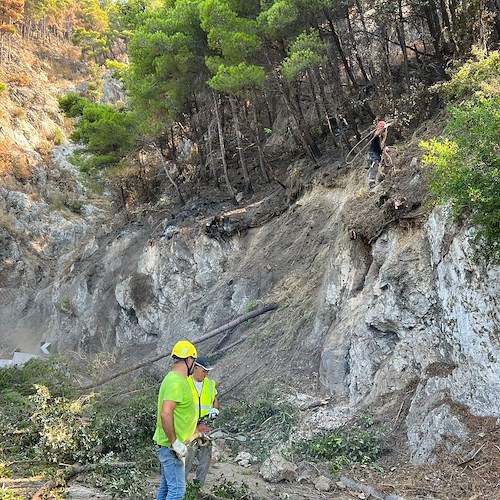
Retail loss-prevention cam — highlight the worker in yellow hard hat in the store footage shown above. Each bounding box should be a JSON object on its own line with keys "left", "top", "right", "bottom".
{"left": 153, "top": 340, "right": 198, "bottom": 500}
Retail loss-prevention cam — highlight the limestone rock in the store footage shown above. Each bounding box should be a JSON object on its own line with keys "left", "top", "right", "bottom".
{"left": 259, "top": 450, "right": 297, "bottom": 483}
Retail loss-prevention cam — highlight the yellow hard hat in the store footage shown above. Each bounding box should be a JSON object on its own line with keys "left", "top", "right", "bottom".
{"left": 171, "top": 340, "right": 197, "bottom": 359}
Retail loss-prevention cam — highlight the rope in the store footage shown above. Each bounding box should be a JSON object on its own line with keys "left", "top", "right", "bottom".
{"left": 344, "top": 128, "right": 376, "bottom": 165}
{"left": 345, "top": 122, "right": 393, "bottom": 166}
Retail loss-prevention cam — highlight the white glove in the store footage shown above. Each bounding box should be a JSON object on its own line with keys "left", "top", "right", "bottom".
{"left": 171, "top": 439, "right": 187, "bottom": 458}
{"left": 208, "top": 408, "right": 219, "bottom": 420}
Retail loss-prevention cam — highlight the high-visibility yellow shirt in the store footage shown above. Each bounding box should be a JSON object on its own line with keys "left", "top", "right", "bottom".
{"left": 187, "top": 376, "right": 217, "bottom": 419}
{"left": 153, "top": 371, "right": 197, "bottom": 447}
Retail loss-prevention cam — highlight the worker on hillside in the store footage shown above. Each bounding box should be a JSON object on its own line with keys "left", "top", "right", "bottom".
{"left": 154, "top": 340, "right": 198, "bottom": 500}
{"left": 367, "top": 120, "right": 388, "bottom": 189}
{"left": 185, "top": 357, "right": 220, "bottom": 487}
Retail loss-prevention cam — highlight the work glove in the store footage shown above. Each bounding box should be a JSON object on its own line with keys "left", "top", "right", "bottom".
{"left": 207, "top": 408, "right": 219, "bottom": 420}
{"left": 171, "top": 439, "right": 187, "bottom": 459}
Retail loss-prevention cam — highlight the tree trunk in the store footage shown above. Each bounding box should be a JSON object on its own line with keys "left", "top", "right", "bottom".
{"left": 488, "top": 0, "right": 500, "bottom": 41}
{"left": 344, "top": 5, "right": 369, "bottom": 84}
{"left": 324, "top": 12, "right": 359, "bottom": 90}
{"left": 353, "top": 0, "right": 376, "bottom": 80}
{"left": 229, "top": 95, "right": 253, "bottom": 194}
{"left": 250, "top": 103, "right": 270, "bottom": 183}
{"left": 396, "top": 0, "right": 411, "bottom": 91}
{"left": 312, "top": 68, "right": 339, "bottom": 147}
{"left": 278, "top": 76, "right": 321, "bottom": 161}
{"left": 154, "top": 143, "right": 185, "bottom": 205}
{"left": 207, "top": 119, "right": 219, "bottom": 187}
{"left": 421, "top": 1, "right": 448, "bottom": 77}
{"left": 79, "top": 303, "right": 277, "bottom": 390}
{"left": 191, "top": 99, "right": 208, "bottom": 186}
{"left": 438, "top": 0, "right": 457, "bottom": 52}
{"left": 213, "top": 93, "right": 236, "bottom": 200}
{"left": 306, "top": 69, "right": 323, "bottom": 127}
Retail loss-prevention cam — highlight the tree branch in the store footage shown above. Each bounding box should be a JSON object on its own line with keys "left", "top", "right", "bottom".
{"left": 79, "top": 303, "right": 278, "bottom": 390}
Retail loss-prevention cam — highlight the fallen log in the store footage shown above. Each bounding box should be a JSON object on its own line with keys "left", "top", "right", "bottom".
{"left": 31, "top": 462, "right": 135, "bottom": 499}
{"left": 195, "top": 303, "right": 277, "bottom": 343}
{"left": 339, "top": 476, "right": 403, "bottom": 500}
{"left": 80, "top": 303, "right": 278, "bottom": 390}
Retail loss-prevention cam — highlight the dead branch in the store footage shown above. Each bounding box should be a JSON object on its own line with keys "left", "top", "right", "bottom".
{"left": 368, "top": 211, "right": 428, "bottom": 244}
{"left": 79, "top": 303, "right": 277, "bottom": 390}
{"left": 31, "top": 462, "right": 135, "bottom": 499}
{"left": 299, "top": 397, "right": 332, "bottom": 411}
{"left": 196, "top": 303, "right": 277, "bottom": 343}
{"left": 339, "top": 476, "right": 403, "bottom": 500}
{"left": 458, "top": 443, "right": 486, "bottom": 466}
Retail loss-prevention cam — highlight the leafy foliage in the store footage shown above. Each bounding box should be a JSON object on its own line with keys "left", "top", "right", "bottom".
{"left": 440, "top": 50, "right": 500, "bottom": 100}
{"left": 208, "top": 62, "right": 266, "bottom": 95}
{"left": 0, "top": 358, "right": 157, "bottom": 498}
{"left": 422, "top": 52, "right": 500, "bottom": 263}
{"left": 289, "top": 415, "right": 385, "bottom": 472}
{"left": 58, "top": 93, "right": 139, "bottom": 173}
{"left": 281, "top": 29, "right": 328, "bottom": 81}
{"left": 217, "top": 383, "right": 297, "bottom": 460}
{"left": 0, "top": 488, "right": 19, "bottom": 500}
{"left": 210, "top": 477, "right": 256, "bottom": 499}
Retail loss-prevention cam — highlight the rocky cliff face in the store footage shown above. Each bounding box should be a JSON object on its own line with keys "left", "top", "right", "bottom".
{"left": 2, "top": 166, "right": 498, "bottom": 464}
{"left": 0, "top": 38, "right": 498, "bottom": 466}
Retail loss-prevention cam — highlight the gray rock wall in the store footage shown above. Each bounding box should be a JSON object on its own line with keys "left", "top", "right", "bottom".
{"left": 1, "top": 178, "right": 498, "bottom": 464}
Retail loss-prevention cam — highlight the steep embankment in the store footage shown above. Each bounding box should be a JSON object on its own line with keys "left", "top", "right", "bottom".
{"left": 0, "top": 35, "right": 499, "bottom": 498}
{"left": 0, "top": 38, "right": 111, "bottom": 355}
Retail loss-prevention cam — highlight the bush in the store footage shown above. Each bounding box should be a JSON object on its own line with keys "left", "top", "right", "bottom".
{"left": 216, "top": 385, "right": 298, "bottom": 461}
{"left": 59, "top": 94, "right": 139, "bottom": 172}
{"left": 422, "top": 52, "right": 500, "bottom": 263}
{"left": 290, "top": 421, "right": 384, "bottom": 472}
{"left": 0, "top": 357, "right": 158, "bottom": 498}
{"left": 91, "top": 390, "right": 156, "bottom": 460}
{"left": 422, "top": 97, "right": 500, "bottom": 263}
{"left": 58, "top": 93, "right": 89, "bottom": 117}
{"left": 440, "top": 50, "right": 500, "bottom": 100}
{"left": 0, "top": 487, "right": 19, "bottom": 499}
{"left": 106, "top": 59, "right": 128, "bottom": 81}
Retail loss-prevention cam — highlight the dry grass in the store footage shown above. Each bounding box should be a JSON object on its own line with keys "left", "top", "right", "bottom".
{"left": 340, "top": 115, "right": 450, "bottom": 244}
{"left": 8, "top": 72, "right": 32, "bottom": 86}
{"left": 347, "top": 385, "right": 500, "bottom": 500}
{"left": 0, "top": 139, "right": 31, "bottom": 182}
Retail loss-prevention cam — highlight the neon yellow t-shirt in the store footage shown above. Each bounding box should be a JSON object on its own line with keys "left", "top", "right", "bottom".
{"left": 153, "top": 371, "right": 197, "bottom": 447}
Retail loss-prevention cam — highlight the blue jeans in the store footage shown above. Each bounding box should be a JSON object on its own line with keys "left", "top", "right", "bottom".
{"left": 156, "top": 446, "right": 186, "bottom": 500}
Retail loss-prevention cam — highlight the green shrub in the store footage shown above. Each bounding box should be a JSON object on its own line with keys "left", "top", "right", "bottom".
{"left": 105, "top": 59, "right": 128, "bottom": 81}
{"left": 210, "top": 477, "right": 255, "bottom": 499}
{"left": 0, "top": 358, "right": 157, "bottom": 498}
{"left": 217, "top": 385, "right": 297, "bottom": 461}
{"left": 421, "top": 97, "right": 500, "bottom": 263}
{"left": 58, "top": 93, "right": 89, "bottom": 117}
{"left": 289, "top": 416, "right": 385, "bottom": 472}
{"left": 422, "top": 52, "right": 500, "bottom": 264}
{"left": 0, "top": 462, "right": 12, "bottom": 478}
{"left": 0, "top": 82, "right": 7, "bottom": 94}
{"left": 91, "top": 390, "right": 156, "bottom": 460}
{"left": 0, "top": 487, "right": 19, "bottom": 499}
{"left": 58, "top": 295, "right": 75, "bottom": 315}
{"left": 53, "top": 128, "right": 65, "bottom": 145}
{"left": 440, "top": 50, "right": 500, "bottom": 100}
